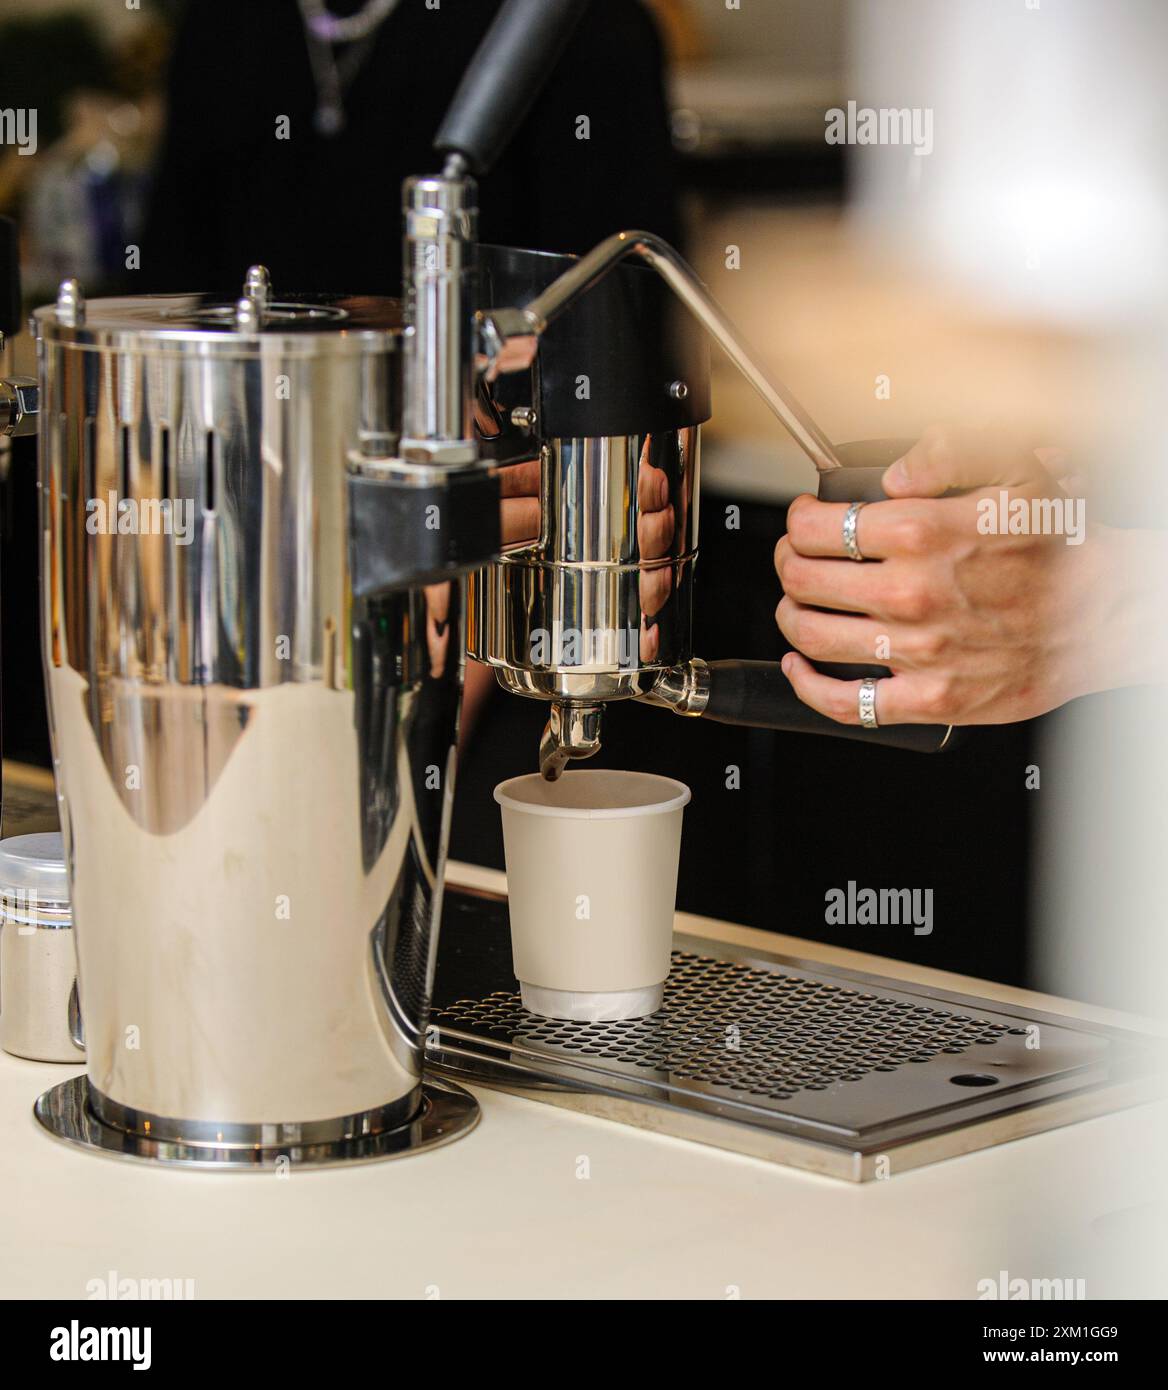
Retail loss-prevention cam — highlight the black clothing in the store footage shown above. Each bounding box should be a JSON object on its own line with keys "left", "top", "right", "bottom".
{"left": 140, "top": 0, "right": 679, "bottom": 293}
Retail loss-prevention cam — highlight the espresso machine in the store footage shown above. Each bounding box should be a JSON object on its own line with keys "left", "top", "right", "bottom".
{"left": 0, "top": 0, "right": 970, "bottom": 1172}
{"left": 427, "top": 3, "right": 954, "bottom": 774}
{"left": 467, "top": 237, "right": 955, "bottom": 778}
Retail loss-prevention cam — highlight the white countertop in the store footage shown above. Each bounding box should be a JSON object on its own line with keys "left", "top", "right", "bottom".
{"left": 2, "top": 862, "right": 1165, "bottom": 1300}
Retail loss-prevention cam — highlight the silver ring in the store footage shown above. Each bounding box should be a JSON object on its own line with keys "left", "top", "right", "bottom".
{"left": 858, "top": 678, "right": 879, "bottom": 729}
{"left": 842, "top": 501, "right": 866, "bottom": 561}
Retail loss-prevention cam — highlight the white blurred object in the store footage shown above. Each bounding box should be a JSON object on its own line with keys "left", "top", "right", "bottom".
{"left": 851, "top": 0, "right": 1168, "bottom": 1298}
{"left": 849, "top": 0, "right": 1168, "bottom": 328}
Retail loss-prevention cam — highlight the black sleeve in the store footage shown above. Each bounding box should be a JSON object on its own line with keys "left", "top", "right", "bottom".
{"left": 140, "top": 0, "right": 680, "bottom": 289}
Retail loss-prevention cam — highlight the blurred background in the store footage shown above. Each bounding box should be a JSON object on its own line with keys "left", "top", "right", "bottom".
{"left": 1, "top": 0, "right": 1162, "bottom": 1017}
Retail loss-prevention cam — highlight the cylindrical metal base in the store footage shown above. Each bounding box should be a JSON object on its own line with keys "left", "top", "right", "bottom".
{"left": 86, "top": 1082, "right": 420, "bottom": 1149}
{"left": 33, "top": 1074, "right": 479, "bottom": 1171}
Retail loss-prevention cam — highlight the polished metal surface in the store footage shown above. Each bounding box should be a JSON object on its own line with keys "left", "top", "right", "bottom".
{"left": 37, "top": 285, "right": 399, "bottom": 352}
{"left": 537, "top": 702, "right": 602, "bottom": 780}
{"left": 87, "top": 1081, "right": 415, "bottom": 1147}
{"left": 468, "top": 427, "right": 698, "bottom": 776}
{"left": 401, "top": 174, "right": 478, "bottom": 464}
{"left": 0, "top": 832, "right": 80, "bottom": 1062}
{"left": 0, "top": 919, "right": 83, "bottom": 1064}
{"left": 478, "top": 228, "right": 843, "bottom": 474}
{"left": 430, "top": 888, "right": 1164, "bottom": 1181}
{"left": 472, "top": 224, "right": 847, "bottom": 777}
{"left": 34, "top": 1073, "right": 479, "bottom": 1171}
{"left": 842, "top": 499, "right": 866, "bottom": 561}
{"left": 859, "top": 677, "right": 880, "bottom": 729}
{"left": 639, "top": 656, "right": 710, "bottom": 717}
{"left": 36, "top": 271, "right": 471, "bottom": 1155}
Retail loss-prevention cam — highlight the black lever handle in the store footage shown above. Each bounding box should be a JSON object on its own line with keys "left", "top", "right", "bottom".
{"left": 0, "top": 216, "right": 21, "bottom": 340}
{"left": 701, "top": 660, "right": 953, "bottom": 753}
{"left": 434, "top": 0, "right": 589, "bottom": 176}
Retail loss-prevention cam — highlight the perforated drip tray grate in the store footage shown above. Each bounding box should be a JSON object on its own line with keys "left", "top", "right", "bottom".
{"left": 429, "top": 889, "right": 1164, "bottom": 1181}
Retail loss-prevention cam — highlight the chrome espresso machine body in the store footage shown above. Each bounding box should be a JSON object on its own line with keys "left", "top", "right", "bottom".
{"left": 468, "top": 235, "right": 955, "bottom": 773}
{"left": 0, "top": 0, "right": 953, "bottom": 1169}
{"left": 29, "top": 267, "right": 501, "bottom": 1165}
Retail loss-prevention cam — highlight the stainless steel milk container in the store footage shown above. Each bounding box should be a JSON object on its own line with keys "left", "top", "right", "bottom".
{"left": 34, "top": 272, "right": 491, "bottom": 1164}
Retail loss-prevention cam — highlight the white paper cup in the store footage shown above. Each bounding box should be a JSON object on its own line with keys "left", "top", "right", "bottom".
{"left": 494, "top": 769, "right": 691, "bottom": 1021}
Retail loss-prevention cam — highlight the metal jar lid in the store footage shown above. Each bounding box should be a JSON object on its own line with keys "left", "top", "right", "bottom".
{"left": 32, "top": 265, "right": 403, "bottom": 357}
{"left": 0, "top": 832, "right": 71, "bottom": 923}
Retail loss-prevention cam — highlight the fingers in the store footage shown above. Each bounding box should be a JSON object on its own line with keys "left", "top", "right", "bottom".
{"left": 423, "top": 581, "right": 450, "bottom": 625}
{"left": 775, "top": 542, "right": 930, "bottom": 621}
{"left": 498, "top": 458, "right": 541, "bottom": 545}
{"left": 638, "top": 503, "right": 675, "bottom": 558}
{"left": 424, "top": 582, "right": 452, "bottom": 678}
{"left": 783, "top": 492, "right": 944, "bottom": 561}
{"left": 775, "top": 596, "right": 893, "bottom": 666}
{"left": 501, "top": 497, "right": 540, "bottom": 546}
{"left": 881, "top": 425, "right": 1049, "bottom": 498}
{"left": 496, "top": 457, "right": 541, "bottom": 498}
{"left": 639, "top": 562, "right": 673, "bottom": 617}
{"left": 779, "top": 651, "right": 943, "bottom": 726}
{"left": 779, "top": 652, "right": 869, "bottom": 725}
{"left": 638, "top": 460, "right": 670, "bottom": 512}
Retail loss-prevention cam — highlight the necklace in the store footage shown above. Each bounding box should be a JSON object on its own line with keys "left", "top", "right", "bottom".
{"left": 297, "top": 0, "right": 403, "bottom": 136}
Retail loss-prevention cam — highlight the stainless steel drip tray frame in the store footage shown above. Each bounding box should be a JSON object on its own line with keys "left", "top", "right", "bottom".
{"left": 428, "top": 889, "right": 1164, "bottom": 1181}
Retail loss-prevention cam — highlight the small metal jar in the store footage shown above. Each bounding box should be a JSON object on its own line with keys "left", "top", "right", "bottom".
{"left": 0, "top": 832, "right": 84, "bottom": 1063}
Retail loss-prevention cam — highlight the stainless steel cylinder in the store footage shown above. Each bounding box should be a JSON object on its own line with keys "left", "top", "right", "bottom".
{"left": 36, "top": 281, "right": 466, "bottom": 1147}
{"left": 0, "top": 832, "right": 83, "bottom": 1063}
{"left": 469, "top": 426, "right": 699, "bottom": 701}
{"left": 401, "top": 175, "right": 478, "bottom": 463}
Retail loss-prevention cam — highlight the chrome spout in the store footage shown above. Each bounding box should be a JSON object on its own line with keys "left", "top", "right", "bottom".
{"left": 539, "top": 702, "right": 603, "bottom": 781}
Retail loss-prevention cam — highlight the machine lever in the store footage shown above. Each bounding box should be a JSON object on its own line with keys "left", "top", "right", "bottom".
{"left": 434, "top": 0, "right": 589, "bottom": 176}
{"left": 698, "top": 660, "right": 954, "bottom": 752}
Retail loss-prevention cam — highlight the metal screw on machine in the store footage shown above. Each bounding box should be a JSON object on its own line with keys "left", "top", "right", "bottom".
{"left": 244, "top": 263, "right": 272, "bottom": 308}
{"left": 231, "top": 265, "right": 276, "bottom": 329}
{"left": 55, "top": 277, "right": 85, "bottom": 328}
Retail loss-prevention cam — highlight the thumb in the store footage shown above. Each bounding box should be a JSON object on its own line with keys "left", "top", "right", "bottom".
{"left": 882, "top": 426, "right": 1049, "bottom": 498}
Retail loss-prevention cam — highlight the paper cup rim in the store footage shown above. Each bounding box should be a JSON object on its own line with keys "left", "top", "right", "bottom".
{"left": 494, "top": 770, "right": 691, "bottom": 820}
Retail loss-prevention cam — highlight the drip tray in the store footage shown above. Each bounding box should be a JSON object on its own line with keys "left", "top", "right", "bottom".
{"left": 429, "top": 888, "right": 1164, "bottom": 1181}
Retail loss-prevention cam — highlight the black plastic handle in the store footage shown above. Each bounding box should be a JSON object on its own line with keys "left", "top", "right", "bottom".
{"left": 0, "top": 216, "right": 21, "bottom": 339}
{"left": 701, "top": 660, "right": 953, "bottom": 753}
{"left": 434, "top": 0, "right": 589, "bottom": 176}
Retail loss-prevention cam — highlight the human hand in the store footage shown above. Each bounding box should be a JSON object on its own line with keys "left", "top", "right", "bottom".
{"left": 497, "top": 457, "right": 541, "bottom": 546}
{"left": 774, "top": 427, "right": 1108, "bottom": 727}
